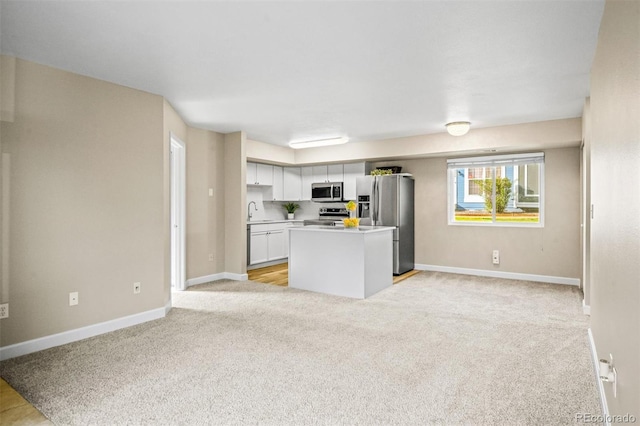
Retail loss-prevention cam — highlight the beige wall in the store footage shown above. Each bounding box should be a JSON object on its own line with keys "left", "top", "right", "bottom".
{"left": 185, "top": 127, "right": 226, "bottom": 277}
{"left": 371, "top": 147, "right": 581, "bottom": 279}
{"left": 162, "top": 100, "right": 186, "bottom": 307}
{"left": 581, "top": 98, "right": 592, "bottom": 307}
{"left": 0, "top": 58, "right": 166, "bottom": 346}
{"left": 589, "top": 0, "right": 640, "bottom": 417}
{"left": 293, "top": 118, "right": 581, "bottom": 165}
{"left": 164, "top": 104, "right": 229, "bottom": 286}
{"left": 246, "top": 119, "right": 581, "bottom": 167}
{"left": 0, "top": 57, "right": 244, "bottom": 349}
{"left": 246, "top": 119, "right": 583, "bottom": 281}
{"left": 247, "top": 138, "right": 295, "bottom": 165}
{"left": 224, "top": 131, "right": 247, "bottom": 275}
{"left": 1, "top": 55, "right": 16, "bottom": 122}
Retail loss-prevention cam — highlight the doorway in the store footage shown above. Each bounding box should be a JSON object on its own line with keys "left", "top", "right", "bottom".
{"left": 170, "top": 134, "right": 186, "bottom": 291}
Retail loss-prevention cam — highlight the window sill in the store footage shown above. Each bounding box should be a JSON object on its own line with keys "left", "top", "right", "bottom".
{"left": 448, "top": 221, "right": 544, "bottom": 228}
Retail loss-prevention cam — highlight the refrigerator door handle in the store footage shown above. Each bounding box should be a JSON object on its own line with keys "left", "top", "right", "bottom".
{"left": 376, "top": 177, "right": 382, "bottom": 225}
{"left": 373, "top": 177, "right": 379, "bottom": 224}
{"left": 370, "top": 177, "right": 376, "bottom": 223}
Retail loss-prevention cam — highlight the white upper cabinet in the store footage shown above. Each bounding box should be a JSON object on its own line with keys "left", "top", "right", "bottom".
{"left": 248, "top": 161, "right": 363, "bottom": 201}
{"left": 328, "top": 164, "right": 344, "bottom": 182}
{"left": 247, "top": 162, "right": 273, "bottom": 186}
{"left": 343, "top": 162, "right": 366, "bottom": 200}
{"left": 247, "top": 162, "right": 257, "bottom": 185}
{"left": 312, "top": 166, "right": 327, "bottom": 183}
{"left": 256, "top": 163, "right": 273, "bottom": 185}
{"left": 311, "top": 164, "right": 344, "bottom": 183}
{"left": 301, "top": 166, "right": 314, "bottom": 200}
{"left": 283, "top": 167, "right": 302, "bottom": 201}
{"left": 272, "top": 166, "right": 284, "bottom": 200}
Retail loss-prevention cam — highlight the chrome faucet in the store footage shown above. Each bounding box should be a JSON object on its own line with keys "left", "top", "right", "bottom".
{"left": 247, "top": 201, "right": 258, "bottom": 221}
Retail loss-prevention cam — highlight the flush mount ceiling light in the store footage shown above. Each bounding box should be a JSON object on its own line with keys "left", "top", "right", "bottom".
{"left": 289, "top": 136, "right": 349, "bottom": 149}
{"left": 445, "top": 121, "right": 471, "bottom": 136}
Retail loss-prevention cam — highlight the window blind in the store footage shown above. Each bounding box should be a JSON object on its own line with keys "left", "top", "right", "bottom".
{"left": 447, "top": 152, "right": 544, "bottom": 169}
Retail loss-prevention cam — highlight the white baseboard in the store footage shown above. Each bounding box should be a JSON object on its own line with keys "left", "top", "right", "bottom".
{"left": 224, "top": 272, "right": 249, "bottom": 281}
{"left": 165, "top": 300, "right": 172, "bottom": 315}
{"left": 414, "top": 264, "right": 580, "bottom": 286}
{"left": 588, "top": 328, "right": 610, "bottom": 424}
{"left": 186, "top": 272, "right": 249, "bottom": 288}
{"left": 583, "top": 299, "right": 591, "bottom": 315}
{"left": 0, "top": 307, "right": 166, "bottom": 361}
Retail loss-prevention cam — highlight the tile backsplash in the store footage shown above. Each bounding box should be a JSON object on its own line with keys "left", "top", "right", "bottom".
{"left": 246, "top": 187, "right": 345, "bottom": 221}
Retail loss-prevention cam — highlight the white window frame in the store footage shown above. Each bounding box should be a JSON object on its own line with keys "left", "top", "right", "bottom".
{"left": 447, "top": 152, "right": 544, "bottom": 227}
{"left": 463, "top": 166, "right": 506, "bottom": 203}
{"left": 514, "top": 164, "right": 541, "bottom": 208}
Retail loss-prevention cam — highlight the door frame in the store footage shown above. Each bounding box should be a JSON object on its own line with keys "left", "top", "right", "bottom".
{"left": 170, "top": 134, "right": 186, "bottom": 291}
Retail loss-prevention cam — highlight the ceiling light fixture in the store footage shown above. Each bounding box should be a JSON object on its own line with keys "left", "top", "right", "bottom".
{"left": 289, "top": 136, "right": 349, "bottom": 149}
{"left": 446, "top": 121, "right": 471, "bottom": 136}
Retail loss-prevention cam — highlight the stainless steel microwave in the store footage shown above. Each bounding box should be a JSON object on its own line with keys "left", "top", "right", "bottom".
{"left": 311, "top": 182, "right": 343, "bottom": 202}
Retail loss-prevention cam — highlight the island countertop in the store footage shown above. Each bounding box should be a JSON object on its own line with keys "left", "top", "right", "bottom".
{"left": 288, "top": 225, "right": 393, "bottom": 299}
{"left": 289, "top": 225, "right": 395, "bottom": 234}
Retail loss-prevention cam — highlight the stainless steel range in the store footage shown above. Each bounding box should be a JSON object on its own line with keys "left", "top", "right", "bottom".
{"left": 303, "top": 207, "right": 349, "bottom": 226}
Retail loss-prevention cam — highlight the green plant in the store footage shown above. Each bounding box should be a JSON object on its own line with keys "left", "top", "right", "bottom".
{"left": 478, "top": 178, "right": 513, "bottom": 213}
{"left": 371, "top": 169, "right": 392, "bottom": 176}
{"left": 283, "top": 202, "right": 300, "bottom": 214}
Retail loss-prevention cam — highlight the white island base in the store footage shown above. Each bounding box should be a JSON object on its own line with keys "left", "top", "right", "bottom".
{"left": 288, "top": 226, "right": 394, "bottom": 299}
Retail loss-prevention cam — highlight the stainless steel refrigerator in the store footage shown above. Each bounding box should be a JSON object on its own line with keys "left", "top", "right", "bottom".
{"left": 356, "top": 174, "right": 415, "bottom": 275}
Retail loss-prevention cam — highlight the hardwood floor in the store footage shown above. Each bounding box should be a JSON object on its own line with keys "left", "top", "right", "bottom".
{"left": 395, "top": 269, "right": 421, "bottom": 283}
{"left": 0, "top": 378, "right": 52, "bottom": 425}
{"left": 248, "top": 262, "right": 420, "bottom": 286}
{"left": 247, "top": 263, "right": 289, "bottom": 286}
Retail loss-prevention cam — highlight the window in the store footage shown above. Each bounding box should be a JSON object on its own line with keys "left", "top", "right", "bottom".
{"left": 516, "top": 164, "right": 540, "bottom": 205}
{"left": 448, "top": 152, "right": 544, "bottom": 226}
{"left": 464, "top": 167, "right": 504, "bottom": 203}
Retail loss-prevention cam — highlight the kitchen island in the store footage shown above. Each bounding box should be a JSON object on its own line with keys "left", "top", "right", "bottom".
{"left": 288, "top": 225, "right": 394, "bottom": 299}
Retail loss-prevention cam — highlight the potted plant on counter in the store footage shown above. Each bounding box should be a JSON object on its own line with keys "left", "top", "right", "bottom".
{"left": 283, "top": 202, "right": 300, "bottom": 220}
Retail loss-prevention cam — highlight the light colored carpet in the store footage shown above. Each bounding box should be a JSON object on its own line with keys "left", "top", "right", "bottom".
{"left": 0, "top": 272, "right": 600, "bottom": 425}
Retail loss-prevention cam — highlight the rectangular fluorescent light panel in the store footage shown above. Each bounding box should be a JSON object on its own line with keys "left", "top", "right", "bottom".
{"left": 289, "top": 137, "right": 348, "bottom": 149}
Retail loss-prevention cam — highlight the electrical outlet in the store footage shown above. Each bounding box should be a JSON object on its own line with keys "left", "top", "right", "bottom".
{"left": 133, "top": 282, "right": 141, "bottom": 294}
{"left": 69, "top": 292, "right": 79, "bottom": 306}
{"left": 0, "top": 303, "right": 8, "bottom": 319}
{"left": 492, "top": 250, "right": 500, "bottom": 265}
{"left": 208, "top": 254, "right": 214, "bottom": 262}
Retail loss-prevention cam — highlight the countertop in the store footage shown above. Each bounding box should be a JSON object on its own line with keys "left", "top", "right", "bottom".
{"left": 246, "top": 219, "right": 304, "bottom": 225}
{"left": 289, "top": 225, "right": 395, "bottom": 234}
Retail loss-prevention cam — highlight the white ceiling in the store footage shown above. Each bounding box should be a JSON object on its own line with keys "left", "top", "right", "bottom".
{"left": 0, "top": 1, "right": 605, "bottom": 147}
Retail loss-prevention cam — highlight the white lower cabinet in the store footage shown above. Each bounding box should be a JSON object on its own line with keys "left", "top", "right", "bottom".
{"left": 267, "top": 229, "right": 286, "bottom": 260}
{"left": 249, "top": 231, "right": 269, "bottom": 264}
{"left": 248, "top": 222, "right": 293, "bottom": 265}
